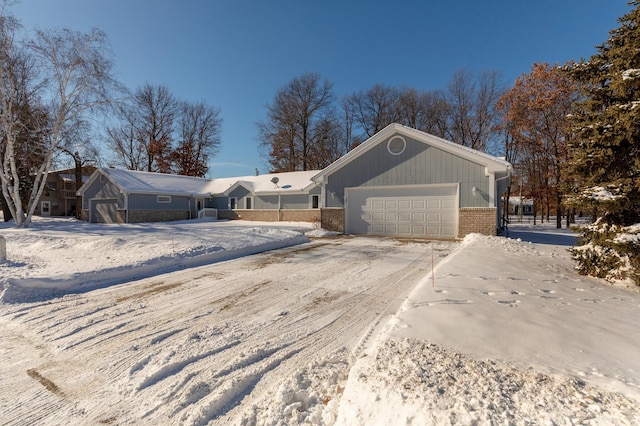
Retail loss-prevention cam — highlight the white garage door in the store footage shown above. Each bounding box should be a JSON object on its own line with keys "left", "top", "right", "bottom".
{"left": 346, "top": 185, "right": 458, "bottom": 238}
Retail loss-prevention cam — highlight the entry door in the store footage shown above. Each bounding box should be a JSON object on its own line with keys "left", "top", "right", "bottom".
{"left": 41, "top": 201, "right": 51, "bottom": 217}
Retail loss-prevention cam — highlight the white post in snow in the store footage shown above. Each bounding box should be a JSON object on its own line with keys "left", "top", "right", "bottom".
{"left": 0, "top": 235, "right": 6, "bottom": 261}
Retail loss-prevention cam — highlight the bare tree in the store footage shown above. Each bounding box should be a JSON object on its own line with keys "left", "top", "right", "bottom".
{"left": 107, "top": 84, "right": 178, "bottom": 173}
{"left": 133, "top": 83, "right": 178, "bottom": 173}
{"left": 0, "top": 10, "right": 44, "bottom": 223}
{"left": 446, "top": 69, "right": 504, "bottom": 151}
{"left": 106, "top": 114, "right": 145, "bottom": 170}
{"left": 345, "top": 83, "right": 399, "bottom": 138}
{"left": 11, "top": 27, "right": 122, "bottom": 227}
{"left": 258, "top": 72, "right": 339, "bottom": 172}
{"left": 1, "top": 3, "right": 119, "bottom": 227}
{"left": 396, "top": 87, "right": 449, "bottom": 138}
{"left": 171, "top": 101, "right": 222, "bottom": 177}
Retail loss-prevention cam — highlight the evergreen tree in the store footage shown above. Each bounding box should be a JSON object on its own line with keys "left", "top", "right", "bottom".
{"left": 564, "top": 2, "right": 640, "bottom": 225}
{"left": 563, "top": 1, "right": 640, "bottom": 284}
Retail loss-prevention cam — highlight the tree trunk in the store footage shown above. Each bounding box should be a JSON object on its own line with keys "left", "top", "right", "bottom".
{"left": 556, "top": 193, "right": 562, "bottom": 229}
{"left": 74, "top": 152, "right": 83, "bottom": 219}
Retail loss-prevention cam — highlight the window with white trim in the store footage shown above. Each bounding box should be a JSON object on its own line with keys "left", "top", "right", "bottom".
{"left": 229, "top": 197, "right": 237, "bottom": 209}
{"left": 311, "top": 194, "right": 319, "bottom": 209}
{"left": 246, "top": 197, "right": 253, "bottom": 209}
{"left": 157, "top": 195, "right": 171, "bottom": 203}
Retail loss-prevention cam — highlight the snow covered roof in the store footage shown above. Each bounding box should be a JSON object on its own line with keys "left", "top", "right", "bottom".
{"left": 78, "top": 168, "right": 320, "bottom": 197}
{"left": 206, "top": 170, "right": 320, "bottom": 195}
{"left": 81, "top": 168, "right": 214, "bottom": 197}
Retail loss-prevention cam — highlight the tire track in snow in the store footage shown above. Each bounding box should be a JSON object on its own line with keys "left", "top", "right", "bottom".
{"left": 0, "top": 238, "right": 454, "bottom": 425}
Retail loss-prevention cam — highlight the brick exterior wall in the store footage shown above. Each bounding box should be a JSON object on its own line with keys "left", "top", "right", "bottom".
{"left": 321, "top": 208, "right": 344, "bottom": 233}
{"left": 126, "top": 210, "right": 191, "bottom": 223}
{"left": 458, "top": 207, "right": 497, "bottom": 238}
{"left": 218, "top": 210, "right": 278, "bottom": 221}
{"left": 218, "top": 209, "right": 321, "bottom": 223}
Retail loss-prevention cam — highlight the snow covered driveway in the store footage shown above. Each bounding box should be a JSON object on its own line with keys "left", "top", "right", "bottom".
{"left": 0, "top": 236, "right": 452, "bottom": 425}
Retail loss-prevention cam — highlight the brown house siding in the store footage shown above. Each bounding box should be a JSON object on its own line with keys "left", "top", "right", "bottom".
{"left": 457, "top": 207, "right": 497, "bottom": 238}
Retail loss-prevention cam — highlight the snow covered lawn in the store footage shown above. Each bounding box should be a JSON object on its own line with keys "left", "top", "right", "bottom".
{"left": 1, "top": 218, "right": 640, "bottom": 425}
{"left": 338, "top": 223, "right": 640, "bottom": 425}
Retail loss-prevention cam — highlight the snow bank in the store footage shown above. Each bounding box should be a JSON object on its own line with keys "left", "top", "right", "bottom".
{"left": 0, "top": 218, "right": 310, "bottom": 303}
{"left": 336, "top": 338, "right": 640, "bottom": 425}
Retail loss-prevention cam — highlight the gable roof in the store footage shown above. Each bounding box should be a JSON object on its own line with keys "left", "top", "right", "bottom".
{"left": 312, "top": 123, "right": 511, "bottom": 183}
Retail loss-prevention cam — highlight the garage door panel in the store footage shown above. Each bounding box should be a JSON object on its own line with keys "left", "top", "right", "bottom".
{"left": 442, "top": 199, "right": 456, "bottom": 209}
{"left": 346, "top": 186, "right": 458, "bottom": 238}
{"left": 442, "top": 212, "right": 456, "bottom": 223}
{"left": 398, "top": 200, "right": 411, "bottom": 209}
{"left": 398, "top": 212, "right": 411, "bottom": 221}
{"left": 412, "top": 225, "right": 426, "bottom": 234}
{"left": 398, "top": 224, "right": 412, "bottom": 234}
{"left": 385, "top": 224, "right": 398, "bottom": 234}
{"left": 427, "top": 213, "right": 441, "bottom": 222}
{"left": 372, "top": 224, "right": 385, "bottom": 233}
{"left": 371, "top": 200, "right": 385, "bottom": 210}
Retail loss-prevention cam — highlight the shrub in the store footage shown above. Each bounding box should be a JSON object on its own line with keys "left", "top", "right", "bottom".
{"left": 571, "top": 220, "right": 640, "bottom": 285}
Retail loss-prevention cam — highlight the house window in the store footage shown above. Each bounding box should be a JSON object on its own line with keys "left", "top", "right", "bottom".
{"left": 387, "top": 135, "right": 406, "bottom": 155}
{"left": 230, "top": 197, "right": 237, "bottom": 209}
{"left": 311, "top": 194, "right": 319, "bottom": 209}
{"left": 245, "top": 197, "right": 253, "bottom": 209}
{"left": 157, "top": 195, "right": 171, "bottom": 203}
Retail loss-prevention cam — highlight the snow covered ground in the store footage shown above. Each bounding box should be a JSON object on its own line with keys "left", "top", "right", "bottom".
{"left": 1, "top": 217, "right": 639, "bottom": 425}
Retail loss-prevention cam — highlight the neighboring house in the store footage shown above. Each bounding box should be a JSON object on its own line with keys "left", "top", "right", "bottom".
{"left": 505, "top": 196, "right": 535, "bottom": 217}
{"left": 36, "top": 166, "right": 96, "bottom": 217}
{"left": 77, "top": 123, "right": 511, "bottom": 238}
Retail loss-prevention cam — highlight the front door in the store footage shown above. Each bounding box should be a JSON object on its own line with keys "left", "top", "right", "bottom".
{"left": 41, "top": 201, "right": 51, "bottom": 217}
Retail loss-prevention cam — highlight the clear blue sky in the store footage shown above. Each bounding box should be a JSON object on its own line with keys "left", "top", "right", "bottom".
{"left": 12, "top": 0, "right": 630, "bottom": 177}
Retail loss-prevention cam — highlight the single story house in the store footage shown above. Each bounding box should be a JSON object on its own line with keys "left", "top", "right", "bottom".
{"left": 78, "top": 123, "right": 511, "bottom": 238}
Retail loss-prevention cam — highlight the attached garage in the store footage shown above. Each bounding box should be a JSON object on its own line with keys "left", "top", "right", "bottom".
{"left": 346, "top": 185, "right": 458, "bottom": 238}
{"left": 312, "top": 123, "right": 512, "bottom": 239}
